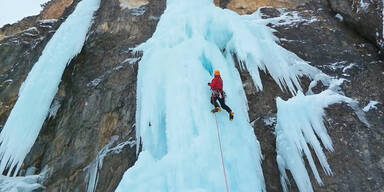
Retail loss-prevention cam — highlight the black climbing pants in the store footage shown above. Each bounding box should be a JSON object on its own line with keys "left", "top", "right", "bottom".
{"left": 211, "top": 96, "right": 232, "bottom": 113}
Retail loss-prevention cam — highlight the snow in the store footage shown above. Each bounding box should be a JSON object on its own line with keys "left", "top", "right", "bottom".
{"left": 0, "top": 0, "right": 101, "bottom": 176}
{"left": 359, "top": 0, "right": 369, "bottom": 11}
{"left": 363, "top": 101, "right": 380, "bottom": 112}
{"left": 48, "top": 100, "right": 61, "bottom": 118}
{"left": 254, "top": 9, "right": 318, "bottom": 28}
{"left": 121, "top": 57, "right": 140, "bottom": 65}
{"left": 87, "top": 57, "right": 139, "bottom": 87}
{"left": 38, "top": 19, "right": 58, "bottom": 24}
{"left": 0, "top": 175, "right": 44, "bottom": 192}
{"left": 0, "top": 0, "right": 51, "bottom": 28}
{"left": 342, "top": 63, "right": 356, "bottom": 73}
{"left": 335, "top": 13, "right": 343, "bottom": 21}
{"left": 275, "top": 90, "right": 356, "bottom": 192}
{"left": 0, "top": 168, "right": 46, "bottom": 192}
{"left": 263, "top": 116, "right": 276, "bottom": 126}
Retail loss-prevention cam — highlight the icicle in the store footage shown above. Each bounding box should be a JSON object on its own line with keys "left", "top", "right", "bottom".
{"left": 0, "top": 0, "right": 101, "bottom": 176}
{"left": 116, "top": 0, "right": 270, "bottom": 191}
{"left": 275, "top": 90, "right": 355, "bottom": 192}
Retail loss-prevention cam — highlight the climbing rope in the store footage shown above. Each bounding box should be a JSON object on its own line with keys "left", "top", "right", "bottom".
{"left": 214, "top": 114, "right": 230, "bottom": 192}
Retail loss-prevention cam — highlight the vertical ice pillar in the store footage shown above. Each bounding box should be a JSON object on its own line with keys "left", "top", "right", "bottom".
{"left": 0, "top": 0, "right": 101, "bottom": 176}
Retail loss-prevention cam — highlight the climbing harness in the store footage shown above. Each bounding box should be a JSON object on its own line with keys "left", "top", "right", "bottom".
{"left": 214, "top": 114, "right": 230, "bottom": 192}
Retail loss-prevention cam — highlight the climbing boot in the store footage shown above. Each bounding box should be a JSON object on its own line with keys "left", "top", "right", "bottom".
{"left": 229, "top": 111, "right": 234, "bottom": 121}
{"left": 211, "top": 107, "right": 221, "bottom": 113}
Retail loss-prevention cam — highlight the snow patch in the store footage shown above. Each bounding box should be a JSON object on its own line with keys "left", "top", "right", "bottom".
{"left": 363, "top": 101, "right": 380, "bottom": 112}
{"left": 254, "top": 8, "right": 318, "bottom": 28}
{"left": 121, "top": 57, "right": 139, "bottom": 65}
{"left": 263, "top": 116, "right": 276, "bottom": 126}
{"left": 87, "top": 57, "right": 139, "bottom": 87}
{"left": 342, "top": 63, "right": 356, "bottom": 73}
{"left": 38, "top": 19, "right": 58, "bottom": 24}
{"left": 335, "top": 13, "right": 343, "bottom": 21}
{"left": 48, "top": 99, "right": 61, "bottom": 118}
{"left": 0, "top": 167, "right": 47, "bottom": 192}
{"left": 358, "top": 0, "right": 369, "bottom": 12}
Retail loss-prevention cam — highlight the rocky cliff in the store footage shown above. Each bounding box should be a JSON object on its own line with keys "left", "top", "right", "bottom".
{"left": 0, "top": 0, "right": 383, "bottom": 191}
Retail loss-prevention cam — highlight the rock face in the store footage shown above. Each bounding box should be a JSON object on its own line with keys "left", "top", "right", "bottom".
{"left": 223, "top": 0, "right": 310, "bottom": 14}
{"left": 40, "top": 0, "right": 75, "bottom": 19}
{"left": 328, "top": 0, "right": 384, "bottom": 51}
{"left": 0, "top": 0, "right": 383, "bottom": 191}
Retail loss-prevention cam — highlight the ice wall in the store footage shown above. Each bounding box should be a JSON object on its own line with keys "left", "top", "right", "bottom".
{"left": 0, "top": 0, "right": 101, "bottom": 176}
{"left": 116, "top": 0, "right": 325, "bottom": 191}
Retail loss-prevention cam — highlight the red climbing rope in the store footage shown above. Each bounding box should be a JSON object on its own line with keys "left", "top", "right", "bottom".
{"left": 214, "top": 114, "right": 230, "bottom": 192}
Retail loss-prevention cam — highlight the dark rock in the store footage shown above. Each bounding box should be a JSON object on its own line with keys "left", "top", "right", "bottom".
{"left": 250, "top": 1, "right": 384, "bottom": 191}
{"left": 328, "top": 0, "right": 384, "bottom": 52}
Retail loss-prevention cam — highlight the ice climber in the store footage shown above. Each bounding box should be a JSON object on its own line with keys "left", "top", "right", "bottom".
{"left": 208, "top": 70, "right": 234, "bottom": 121}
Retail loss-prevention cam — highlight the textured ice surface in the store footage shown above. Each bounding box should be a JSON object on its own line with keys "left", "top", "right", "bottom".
{"left": 115, "top": 0, "right": 328, "bottom": 191}
{"left": 0, "top": 167, "right": 46, "bottom": 192}
{"left": 0, "top": 0, "right": 101, "bottom": 176}
{"left": 0, "top": 174, "right": 44, "bottom": 192}
{"left": 363, "top": 101, "right": 380, "bottom": 112}
{"left": 275, "top": 90, "right": 356, "bottom": 192}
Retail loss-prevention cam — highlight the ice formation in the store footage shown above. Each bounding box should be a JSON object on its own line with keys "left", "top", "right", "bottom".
{"left": 363, "top": 101, "right": 380, "bottom": 112}
{"left": 85, "top": 136, "right": 136, "bottom": 192}
{"left": 116, "top": 0, "right": 327, "bottom": 191}
{"left": 0, "top": 167, "right": 46, "bottom": 192}
{"left": 0, "top": 174, "right": 44, "bottom": 192}
{"left": 0, "top": 0, "right": 101, "bottom": 176}
{"left": 275, "top": 90, "right": 356, "bottom": 192}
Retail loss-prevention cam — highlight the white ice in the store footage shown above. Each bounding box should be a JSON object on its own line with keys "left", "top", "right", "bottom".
{"left": 275, "top": 90, "right": 356, "bottom": 192}
{"left": 85, "top": 136, "right": 136, "bottom": 192}
{"left": 363, "top": 101, "right": 380, "bottom": 112}
{"left": 0, "top": 167, "right": 46, "bottom": 192}
{"left": 335, "top": 13, "right": 343, "bottom": 21}
{"left": 358, "top": 0, "right": 369, "bottom": 11}
{"left": 0, "top": 174, "right": 44, "bottom": 192}
{"left": 0, "top": 0, "right": 51, "bottom": 28}
{"left": 115, "top": 0, "right": 330, "bottom": 191}
{"left": 0, "top": 0, "right": 101, "bottom": 176}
